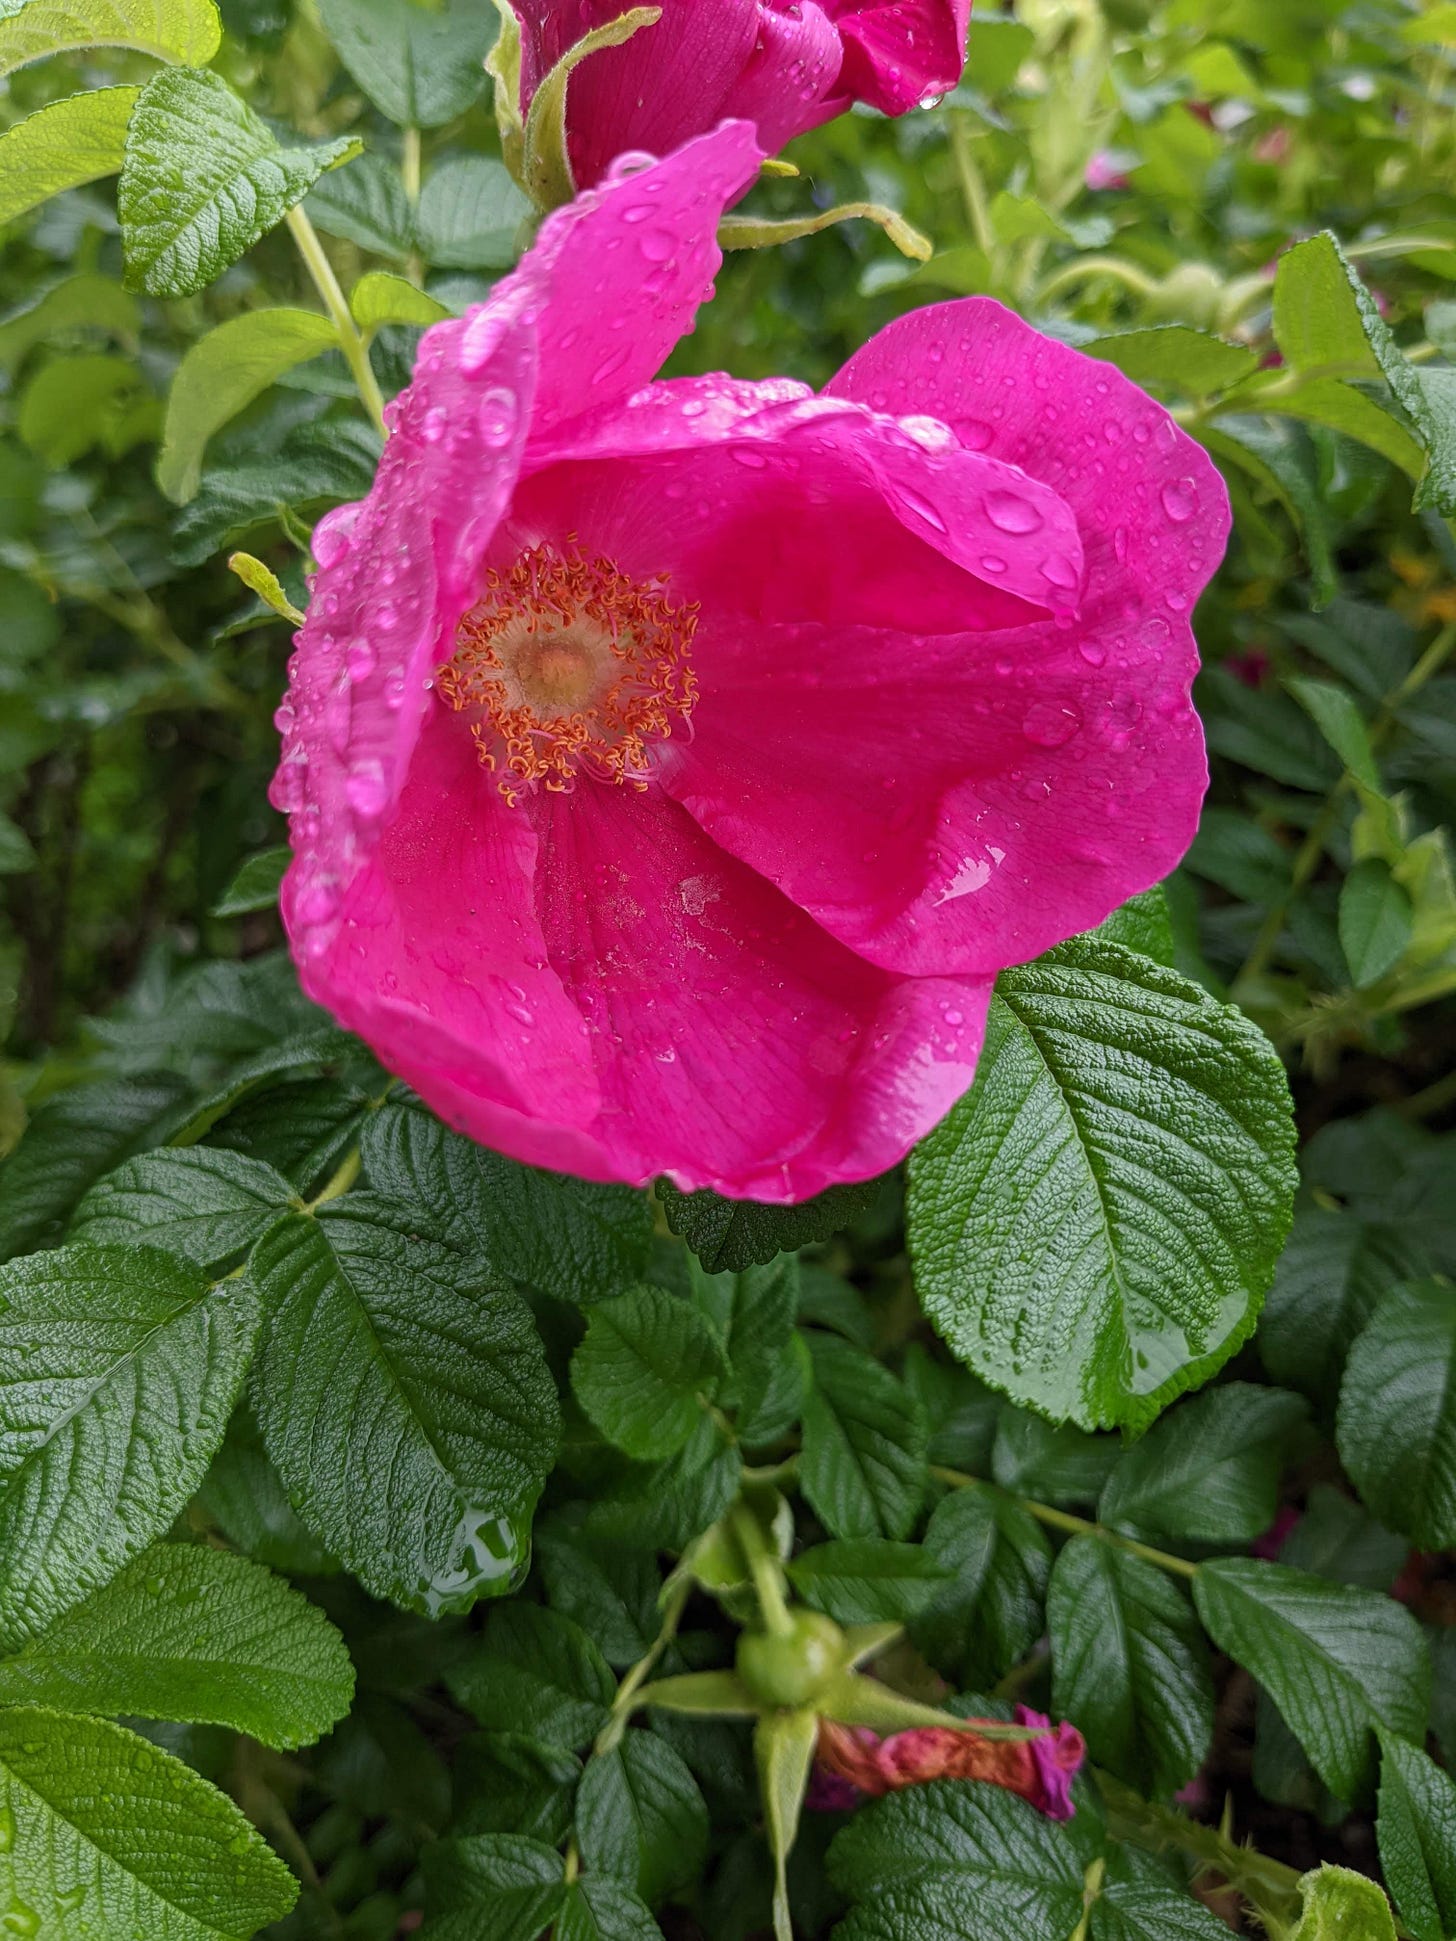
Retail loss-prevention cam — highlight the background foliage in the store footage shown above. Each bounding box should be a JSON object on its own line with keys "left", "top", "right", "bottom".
{"left": 3, "top": 0, "right": 1456, "bottom": 1936}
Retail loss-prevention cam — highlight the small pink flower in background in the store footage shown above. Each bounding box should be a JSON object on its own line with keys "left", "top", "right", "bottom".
{"left": 811, "top": 1706, "right": 1086, "bottom": 1820}
{"left": 1225, "top": 645, "right": 1272, "bottom": 691}
{"left": 271, "top": 120, "right": 1226, "bottom": 1200}
{"left": 511, "top": 0, "right": 973, "bottom": 191}
{"left": 1085, "top": 150, "right": 1130, "bottom": 193}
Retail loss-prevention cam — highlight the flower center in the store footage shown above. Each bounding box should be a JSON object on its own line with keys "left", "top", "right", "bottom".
{"left": 437, "top": 542, "right": 699, "bottom": 805}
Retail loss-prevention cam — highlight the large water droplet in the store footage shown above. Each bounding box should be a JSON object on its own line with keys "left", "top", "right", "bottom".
{"left": 1161, "top": 477, "right": 1198, "bottom": 523}
{"left": 985, "top": 489, "right": 1044, "bottom": 535}
{"left": 477, "top": 386, "right": 517, "bottom": 448}
{"left": 1022, "top": 700, "right": 1082, "bottom": 748}
{"left": 345, "top": 759, "right": 388, "bottom": 819}
{"left": 345, "top": 638, "right": 376, "bottom": 683}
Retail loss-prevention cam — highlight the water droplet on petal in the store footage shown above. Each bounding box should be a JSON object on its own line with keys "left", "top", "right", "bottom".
{"left": 959, "top": 419, "right": 994, "bottom": 451}
{"left": 1161, "top": 477, "right": 1198, "bottom": 523}
{"left": 1022, "top": 700, "right": 1082, "bottom": 748}
{"left": 345, "top": 638, "right": 376, "bottom": 683}
{"left": 985, "top": 489, "right": 1044, "bottom": 535}
{"left": 346, "top": 759, "right": 388, "bottom": 819}
{"left": 477, "top": 387, "right": 517, "bottom": 447}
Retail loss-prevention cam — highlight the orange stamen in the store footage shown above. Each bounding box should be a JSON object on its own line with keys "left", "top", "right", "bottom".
{"left": 436, "top": 541, "right": 699, "bottom": 804}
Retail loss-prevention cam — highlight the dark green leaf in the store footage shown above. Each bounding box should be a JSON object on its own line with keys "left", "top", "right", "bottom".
{"left": 213, "top": 845, "right": 290, "bottom": 917}
{"left": 536, "top": 1520, "right": 660, "bottom": 1667}
{"left": 800, "top": 1333, "right": 926, "bottom": 1541}
{"left": 1338, "top": 1278, "right": 1456, "bottom": 1550}
{"left": 571, "top": 1285, "right": 725, "bottom": 1462}
{"left": 305, "top": 151, "right": 413, "bottom": 260}
{"left": 196, "top": 1410, "right": 338, "bottom": 1574}
{"left": 0, "top": 1706, "right": 298, "bottom": 1939}
{"left": 1091, "top": 1850, "right": 1240, "bottom": 1940}
{"left": 1099, "top": 1382, "right": 1308, "bottom": 1543}
{"left": 990, "top": 1411, "right": 1119, "bottom": 1508}
{"left": 908, "top": 938, "right": 1297, "bottom": 1431}
{"left": 1261, "top": 1204, "right": 1430, "bottom": 1402}
{"left": 416, "top": 155, "right": 530, "bottom": 268}
{"left": 1193, "top": 1557, "right": 1430, "bottom": 1798}
{"left": 912, "top": 1485, "right": 1050, "bottom": 1689}
{"left": 421, "top": 1833, "right": 566, "bottom": 1941}
{"left": 1279, "top": 1484, "right": 1407, "bottom": 1593}
{"left": 786, "top": 1540, "right": 951, "bottom": 1625}
{"left": 659, "top": 1176, "right": 881, "bottom": 1275}
{"left": 453, "top": 1733, "right": 581, "bottom": 1843}
{"left": 828, "top": 1781, "right": 1084, "bottom": 1941}
{"left": 1087, "top": 326, "right": 1259, "bottom": 398}
{"left": 0, "top": 1542, "right": 352, "bottom": 1748}
{"left": 447, "top": 1605, "right": 614, "bottom": 1750}
{"left": 575, "top": 1730, "right": 709, "bottom": 1906}
{"left": 901, "top": 1347, "right": 1001, "bottom": 1474}
{"left": 71, "top": 1146, "right": 295, "bottom": 1267}
{"left": 1340, "top": 859, "right": 1414, "bottom": 988}
{"left": 557, "top": 1877, "right": 664, "bottom": 1941}
{"left": 361, "top": 1099, "right": 652, "bottom": 1305}
{"left": 0, "top": 1243, "right": 260, "bottom": 1649}
{"left": 1377, "top": 1733, "right": 1456, "bottom": 1941}
{"left": 1048, "top": 1537, "right": 1212, "bottom": 1798}
{"left": 250, "top": 1199, "right": 557, "bottom": 1616}
{"left": 318, "top": 0, "right": 494, "bottom": 126}
{"left": 119, "top": 68, "right": 359, "bottom": 297}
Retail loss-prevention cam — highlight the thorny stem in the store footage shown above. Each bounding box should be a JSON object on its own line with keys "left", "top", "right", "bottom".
{"left": 930, "top": 1468, "right": 1200, "bottom": 1581}
{"left": 1235, "top": 618, "right": 1456, "bottom": 989}
{"left": 286, "top": 204, "right": 387, "bottom": 436}
{"left": 593, "top": 1579, "right": 691, "bottom": 1756}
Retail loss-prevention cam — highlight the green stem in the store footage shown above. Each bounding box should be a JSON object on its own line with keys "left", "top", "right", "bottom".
{"left": 594, "top": 1580, "right": 691, "bottom": 1756}
{"left": 733, "top": 1503, "right": 795, "bottom": 1635}
{"left": 930, "top": 1468, "right": 1199, "bottom": 1581}
{"left": 1097, "top": 1771, "right": 1306, "bottom": 1934}
{"left": 948, "top": 114, "right": 996, "bottom": 259}
{"left": 307, "top": 1146, "right": 361, "bottom": 1210}
{"left": 286, "top": 204, "right": 387, "bottom": 436}
{"left": 1069, "top": 1858, "right": 1106, "bottom": 1941}
{"left": 1033, "top": 255, "right": 1162, "bottom": 308}
{"left": 401, "top": 126, "right": 425, "bottom": 286}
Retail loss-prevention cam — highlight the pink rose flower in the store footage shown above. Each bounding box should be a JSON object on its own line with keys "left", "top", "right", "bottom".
{"left": 512, "top": 0, "right": 973, "bottom": 190}
{"left": 1084, "top": 150, "right": 1130, "bottom": 193}
{"left": 811, "top": 1705, "right": 1086, "bottom": 1819}
{"left": 270, "top": 121, "right": 1226, "bottom": 1200}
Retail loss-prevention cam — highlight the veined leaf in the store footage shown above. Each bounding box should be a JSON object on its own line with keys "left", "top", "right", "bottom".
{"left": 1377, "top": 1733, "right": 1456, "bottom": 1941}
{"left": 1337, "top": 1279, "right": 1456, "bottom": 1550}
{"left": 250, "top": 1199, "right": 557, "bottom": 1617}
{"left": 71, "top": 1146, "right": 295, "bottom": 1268}
{"left": 350, "top": 270, "right": 450, "bottom": 335}
{"left": 0, "top": 0, "right": 218, "bottom": 74}
{"left": 0, "top": 89, "right": 139, "bottom": 233}
{"left": 571, "top": 1285, "right": 725, "bottom": 1461}
{"left": 0, "top": 1244, "right": 261, "bottom": 1650}
{"left": 0, "top": 1705, "right": 296, "bottom": 1938}
{"left": 317, "top": 0, "right": 495, "bottom": 127}
{"left": 119, "top": 68, "right": 360, "bottom": 297}
{"left": 158, "top": 308, "right": 339, "bottom": 503}
{"left": 908, "top": 938, "right": 1297, "bottom": 1431}
{"left": 0, "top": 1543, "right": 352, "bottom": 1749}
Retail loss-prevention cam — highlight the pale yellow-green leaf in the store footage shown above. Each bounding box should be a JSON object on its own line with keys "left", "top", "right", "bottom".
{"left": 228, "top": 553, "right": 304, "bottom": 626}
{"left": 0, "top": 87, "right": 139, "bottom": 230}
{"left": 18, "top": 353, "right": 150, "bottom": 467}
{"left": 1291, "top": 1865, "right": 1397, "bottom": 1941}
{"left": 0, "top": 0, "right": 220, "bottom": 76}
{"left": 720, "top": 202, "right": 932, "bottom": 263}
{"left": 157, "top": 308, "right": 338, "bottom": 504}
{"left": 349, "top": 270, "right": 450, "bottom": 336}
{"left": 521, "top": 6, "right": 661, "bottom": 209}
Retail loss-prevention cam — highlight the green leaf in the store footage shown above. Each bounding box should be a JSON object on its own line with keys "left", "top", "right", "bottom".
{"left": 0, "top": 1244, "right": 260, "bottom": 1650}
{"left": 0, "top": 1074, "right": 188, "bottom": 1261}
{"left": 1087, "top": 326, "right": 1259, "bottom": 398}
{"left": 571, "top": 1286, "right": 725, "bottom": 1462}
{"left": 1287, "top": 676, "right": 1380, "bottom": 788}
{"left": 1099, "top": 1382, "right": 1308, "bottom": 1543}
{"left": 537, "top": 1520, "right": 659, "bottom": 1666}
{"left": 0, "top": 1542, "right": 352, "bottom": 1748}
{"left": 416, "top": 155, "right": 530, "bottom": 269}
{"left": 1, "top": 87, "right": 141, "bottom": 223}
{"left": 1280, "top": 1484, "right": 1407, "bottom": 1593}
{"left": 1192, "top": 1557, "right": 1430, "bottom": 1799}
{"left": 0, "top": 0, "right": 219, "bottom": 74}
{"left": 249, "top": 1199, "right": 557, "bottom": 1616}
{"left": 786, "top": 1541, "right": 950, "bottom": 1625}
{"left": 119, "top": 68, "right": 360, "bottom": 298}
{"left": 1291, "top": 1866, "right": 1398, "bottom": 1941}
{"left": 1340, "top": 859, "right": 1415, "bottom": 989}
{"left": 658, "top": 1177, "right": 881, "bottom": 1275}
{"left": 213, "top": 846, "right": 289, "bottom": 918}
{"left": 1375, "top": 1734, "right": 1456, "bottom": 1941}
{"left": 0, "top": 273, "right": 139, "bottom": 376}
{"left": 350, "top": 269, "right": 450, "bottom": 334}
{"left": 317, "top": 0, "right": 494, "bottom": 126}
{"left": 0, "top": 1705, "right": 297, "bottom": 1938}
{"left": 755, "top": 1706, "right": 818, "bottom": 1941}
{"left": 446, "top": 1605, "right": 614, "bottom": 1749}
{"left": 1273, "top": 231, "right": 1456, "bottom": 515}
{"left": 1047, "top": 1538, "right": 1212, "bottom": 1798}
{"left": 990, "top": 1411, "right": 1119, "bottom": 1508}
{"left": 1337, "top": 1278, "right": 1456, "bottom": 1550}
{"left": 196, "top": 1411, "right": 338, "bottom": 1575}
{"left": 1203, "top": 419, "right": 1338, "bottom": 609}
{"left": 157, "top": 309, "right": 338, "bottom": 504}
{"left": 708, "top": 1256, "right": 801, "bottom": 1443}
{"left": 0, "top": 816, "right": 35, "bottom": 876}
{"left": 800, "top": 1333, "right": 926, "bottom": 1541}
{"left": 454, "top": 1733, "right": 580, "bottom": 1843}
{"left": 581, "top": 1412, "right": 740, "bottom": 1553}
{"left": 1260, "top": 1203, "right": 1429, "bottom": 1401}
{"left": 1092, "top": 886, "right": 1176, "bottom": 965}
{"left": 912, "top": 1485, "right": 1050, "bottom": 1690}
{"left": 967, "top": 13, "right": 1034, "bottom": 90}
{"left": 907, "top": 938, "right": 1297, "bottom": 1431}
{"left": 828, "top": 1781, "right": 1084, "bottom": 1941}
{"left": 306, "top": 151, "right": 413, "bottom": 260}
{"left": 1091, "top": 1853, "right": 1238, "bottom": 1941}
{"left": 557, "top": 1878, "right": 663, "bottom": 1941}
{"left": 1256, "top": 375, "right": 1427, "bottom": 482}
{"left": 18, "top": 353, "right": 151, "bottom": 467}
{"left": 361, "top": 1098, "right": 652, "bottom": 1306}
{"left": 71, "top": 1147, "right": 295, "bottom": 1267}
{"left": 421, "top": 1834, "right": 566, "bottom": 1941}
{"left": 575, "top": 1730, "right": 709, "bottom": 1907}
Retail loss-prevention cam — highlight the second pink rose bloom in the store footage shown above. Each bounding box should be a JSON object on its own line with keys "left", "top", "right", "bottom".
{"left": 271, "top": 123, "right": 1227, "bottom": 1199}
{"left": 511, "top": 0, "right": 974, "bottom": 189}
